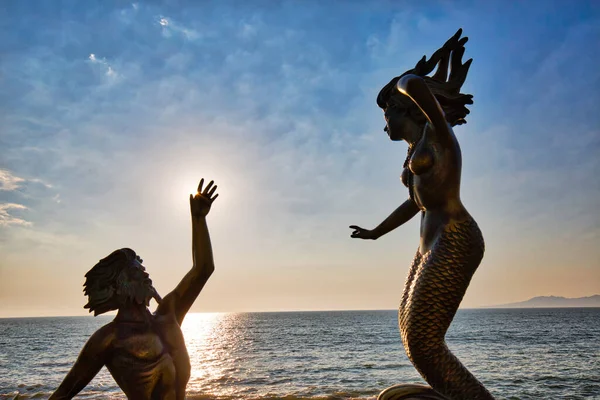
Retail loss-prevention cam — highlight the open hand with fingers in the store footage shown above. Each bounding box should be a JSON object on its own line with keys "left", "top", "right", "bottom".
{"left": 190, "top": 179, "right": 219, "bottom": 218}
{"left": 349, "top": 225, "right": 378, "bottom": 240}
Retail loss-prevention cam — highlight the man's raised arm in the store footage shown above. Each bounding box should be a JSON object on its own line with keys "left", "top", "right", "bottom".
{"left": 156, "top": 178, "right": 218, "bottom": 325}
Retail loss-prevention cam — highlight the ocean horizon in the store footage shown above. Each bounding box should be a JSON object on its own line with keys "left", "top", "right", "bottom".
{"left": 5, "top": 301, "right": 600, "bottom": 320}
{"left": 1, "top": 309, "right": 599, "bottom": 399}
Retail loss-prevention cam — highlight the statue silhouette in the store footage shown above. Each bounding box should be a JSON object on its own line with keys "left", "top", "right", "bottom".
{"left": 350, "top": 29, "right": 495, "bottom": 400}
{"left": 50, "top": 179, "right": 218, "bottom": 400}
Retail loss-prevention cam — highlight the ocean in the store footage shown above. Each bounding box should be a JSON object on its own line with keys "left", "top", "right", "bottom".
{"left": 0, "top": 309, "right": 598, "bottom": 399}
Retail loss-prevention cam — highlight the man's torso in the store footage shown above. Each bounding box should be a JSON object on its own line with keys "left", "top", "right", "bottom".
{"left": 103, "top": 315, "right": 191, "bottom": 399}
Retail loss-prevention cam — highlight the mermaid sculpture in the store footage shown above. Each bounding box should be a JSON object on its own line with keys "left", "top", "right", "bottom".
{"left": 349, "top": 30, "right": 495, "bottom": 400}
{"left": 50, "top": 179, "right": 218, "bottom": 399}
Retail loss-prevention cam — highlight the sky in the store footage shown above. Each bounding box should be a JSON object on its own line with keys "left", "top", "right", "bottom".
{"left": 1, "top": 0, "right": 599, "bottom": 317}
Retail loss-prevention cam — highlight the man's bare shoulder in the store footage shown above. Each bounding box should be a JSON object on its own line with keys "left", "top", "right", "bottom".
{"left": 87, "top": 321, "right": 117, "bottom": 351}
{"left": 152, "top": 304, "right": 179, "bottom": 324}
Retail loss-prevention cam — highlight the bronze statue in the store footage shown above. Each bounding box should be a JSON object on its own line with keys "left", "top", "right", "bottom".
{"left": 350, "top": 29, "right": 495, "bottom": 400}
{"left": 50, "top": 179, "right": 219, "bottom": 400}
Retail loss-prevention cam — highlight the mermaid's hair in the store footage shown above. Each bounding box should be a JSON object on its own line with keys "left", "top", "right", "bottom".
{"left": 377, "top": 29, "right": 473, "bottom": 126}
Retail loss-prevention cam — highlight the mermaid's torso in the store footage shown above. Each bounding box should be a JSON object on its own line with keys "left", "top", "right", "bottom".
{"left": 402, "top": 124, "right": 469, "bottom": 254}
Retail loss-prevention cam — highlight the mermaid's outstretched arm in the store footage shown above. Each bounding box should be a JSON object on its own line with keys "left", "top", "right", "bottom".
{"left": 373, "top": 198, "right": 420, "bottom": 237}
{"left": 350, "top": 198, "right": 419, "bottom": 240}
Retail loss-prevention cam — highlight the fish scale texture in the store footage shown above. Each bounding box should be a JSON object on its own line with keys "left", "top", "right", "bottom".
{"left": 397, "top": 217, "right": 495, "bottom": 400}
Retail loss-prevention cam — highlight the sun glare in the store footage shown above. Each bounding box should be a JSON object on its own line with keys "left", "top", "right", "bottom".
{"left": 179, "top": 175, "right": 217, "bottom": 199}
{"left": 167, "top": 167, "right": 240, "bottom": 217}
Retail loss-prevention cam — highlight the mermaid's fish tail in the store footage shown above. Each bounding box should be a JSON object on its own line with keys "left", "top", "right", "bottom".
{"left": 396, "top": 218, "right": 494, "bottom": 400}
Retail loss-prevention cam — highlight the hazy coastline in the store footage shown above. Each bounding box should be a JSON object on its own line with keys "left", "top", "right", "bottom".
{"left": 484, "top": 295, "right": 600, "bottom": 308}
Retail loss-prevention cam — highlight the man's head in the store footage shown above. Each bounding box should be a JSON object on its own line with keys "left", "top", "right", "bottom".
{"left": 83, "top": 248, "right": 159, "bottom": 316}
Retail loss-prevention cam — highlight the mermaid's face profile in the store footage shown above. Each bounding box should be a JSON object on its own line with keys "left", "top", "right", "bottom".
{"left": 383, "top": 101, "right": 422, "bottom": 143}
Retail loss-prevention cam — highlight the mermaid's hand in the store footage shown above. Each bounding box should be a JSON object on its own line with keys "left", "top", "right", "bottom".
{"left": 349, "top": 225, "right": 378, "bottom": 240}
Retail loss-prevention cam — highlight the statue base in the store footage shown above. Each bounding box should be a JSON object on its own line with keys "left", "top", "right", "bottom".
{"left": 378, "top": 383, "right": 448, "bottom": 400}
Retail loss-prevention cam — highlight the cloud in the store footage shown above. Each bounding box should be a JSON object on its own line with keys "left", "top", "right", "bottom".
{"left": 0, "top": 169, "right": 56, "bottom": 232}
{"left": 88, "top": 53, "right": 118, "bottom": 80}
{"left": 0, "top": 169, "right": 52, "bottom": 192}
{"left": 0, "top": 169, "right": 53, "bottom": 192}
{"left": 0, "top": 203, "right": 31, "bottom": 226}
{"left": 157, "top": 16, "right": 199, "bottom": 40}
{"left": 0, "top": 169, "right": 25, "bottom": 191}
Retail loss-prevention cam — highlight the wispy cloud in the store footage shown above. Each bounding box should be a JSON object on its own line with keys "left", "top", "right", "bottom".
{"left": 0, "top": 169, "right": 25, "bottom": 191}
{"left": 88, "top": 53, "right": 118, "bottom": 80}
{"left": 0, "top": 169, "right": 52, "bottom": 191}
{"left": 157, "top": 16, "right": 199, "bottom": 40}
{"left": 0, "top": 203, "right": 31, "bottom": 226}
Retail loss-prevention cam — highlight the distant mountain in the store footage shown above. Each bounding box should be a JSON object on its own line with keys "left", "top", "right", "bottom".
{"left": 487, "top": 295, "right": 600, "bottom": 308}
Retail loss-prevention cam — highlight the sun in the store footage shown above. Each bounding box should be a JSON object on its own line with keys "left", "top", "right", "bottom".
{"left": 178, "top": 175, "right": 209, "bottom": 202}
{"left": 167, "top": 167, "right": 236, "bottom": 216}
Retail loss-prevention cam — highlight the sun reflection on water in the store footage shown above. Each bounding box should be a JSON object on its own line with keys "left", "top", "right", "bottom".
{"left": 181, "top": 312, "right": 247, "bottom": 397}
{"left": 1, "top": 311, "right": 596, "bottom": 399}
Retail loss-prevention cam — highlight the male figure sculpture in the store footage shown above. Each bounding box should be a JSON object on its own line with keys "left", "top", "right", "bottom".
{"left": 50, "top": 179, "right": 219, "bottom": 399}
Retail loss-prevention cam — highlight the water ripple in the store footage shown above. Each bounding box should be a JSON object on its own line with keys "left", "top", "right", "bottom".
{"left": 0, "top": 309, "right": 598, "bottom": 399}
